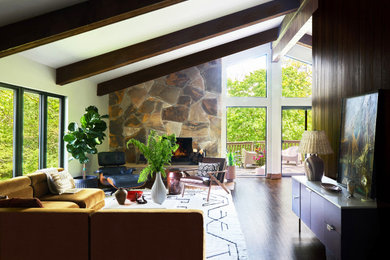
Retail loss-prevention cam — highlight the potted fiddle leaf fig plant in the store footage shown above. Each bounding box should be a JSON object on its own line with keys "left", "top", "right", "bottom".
{"left": 63, "top": 106, "right": 108, "bottom": 187}
{"left": 226, "top": 151, "right": 236, "bottom": 181}
{"left": 127, "top": 130, "right": 178, "bottom": 204}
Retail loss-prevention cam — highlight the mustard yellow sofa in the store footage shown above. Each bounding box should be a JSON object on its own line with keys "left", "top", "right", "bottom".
{"left": 0, "top": 172, "right": 105, "bottom": 209}
{"left": 0, "top": 208, "right": 204, "bottom": 260}
{"left": 0, "top": 175, "right": 205, "bottom": 260}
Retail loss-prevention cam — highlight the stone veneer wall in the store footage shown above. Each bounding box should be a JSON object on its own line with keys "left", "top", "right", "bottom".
{"left": 109, "top": 60, "right": 222, "bottom": 163}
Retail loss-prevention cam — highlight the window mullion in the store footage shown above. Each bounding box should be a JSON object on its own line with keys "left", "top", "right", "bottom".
{"left": 59, "top": 97, "right": 65, "bottom": 167}
{"left": 13, "top": 88, "right": 23, "bottom": 177}
{"left": 39, "top": 95, "right": 47, "bottom": 169}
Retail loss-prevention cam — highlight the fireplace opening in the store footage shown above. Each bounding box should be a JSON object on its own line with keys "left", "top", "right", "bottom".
{"left": 171, "top": 137, "right": 194, "bottom": 165}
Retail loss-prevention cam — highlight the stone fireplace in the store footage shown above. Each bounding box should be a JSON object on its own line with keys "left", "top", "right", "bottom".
{"left": 108, "top": 60, "right": 222, "bottom": 163}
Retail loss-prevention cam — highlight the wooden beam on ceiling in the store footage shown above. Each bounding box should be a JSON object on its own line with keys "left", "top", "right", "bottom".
{"left": 0, "top": 0, "right": 187, "bottom": 58}
{"left": 56, "top": 0, "right": 300, "bottom": 85}
{"left": 97, "top": 27, "right": 279, "bottom": 96}
{"left": 272, "top": 0, "right": 317, "bottom": 62}
{"left": 297, "top": 34, "right": 312, "bottom": 48}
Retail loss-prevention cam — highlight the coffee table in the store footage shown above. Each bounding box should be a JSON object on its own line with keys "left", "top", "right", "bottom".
{"left": 103, "top": 190, "right": 182, "bottom": 209}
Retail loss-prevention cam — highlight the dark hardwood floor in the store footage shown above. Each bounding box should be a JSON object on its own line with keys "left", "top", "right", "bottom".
{"left": 231, "top": 177, "right": 326, "bottom": 260}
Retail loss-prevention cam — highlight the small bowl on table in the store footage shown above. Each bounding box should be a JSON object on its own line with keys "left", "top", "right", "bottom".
{"left": 126, "top": 190, "right": 143, "bottom": 202}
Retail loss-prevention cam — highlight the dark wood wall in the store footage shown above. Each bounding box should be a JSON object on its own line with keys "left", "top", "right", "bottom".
{"left": 312, "top": 0, "right": 390, "bottom": 179}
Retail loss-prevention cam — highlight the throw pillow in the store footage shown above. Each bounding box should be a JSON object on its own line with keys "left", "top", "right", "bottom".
{"left": 196, "top": 162, "right": 220, "bottom": 177}
{"left": 46, "top": 170, "right": 75, "bottom": 195}
{"left": 0, "top": 198, "right": 44, "bottom": 208}
{"left": 39, "top": 168, "right": 62, "bottom": 194}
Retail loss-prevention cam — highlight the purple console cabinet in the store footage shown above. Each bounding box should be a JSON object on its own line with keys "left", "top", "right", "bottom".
{"left": 292, "top": 176, "right": 378, "bottom": 260}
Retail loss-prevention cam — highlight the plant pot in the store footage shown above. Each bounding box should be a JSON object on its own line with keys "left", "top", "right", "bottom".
{"left": 255, "top": 167, "right": 265, "bottom": 175}
{"left": 151, "top": 172, "right": 167, "bottom": 204}
{"left": 226, "top": 166, "right": 236, "bottom": 181}
{"left": 73, "top": 175, "right": 98, "bottom": 188}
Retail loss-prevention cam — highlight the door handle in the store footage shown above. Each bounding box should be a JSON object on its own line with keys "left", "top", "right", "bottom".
{"left": 326, "top": 224, "right": 335, "bottom": 231}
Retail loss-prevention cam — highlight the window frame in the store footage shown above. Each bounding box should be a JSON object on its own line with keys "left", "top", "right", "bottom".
{"left": 0, "top": 82, "right": 65, "bottom": 177}
{"left": 222, "top": 42, "right": 313, "bottom": 176}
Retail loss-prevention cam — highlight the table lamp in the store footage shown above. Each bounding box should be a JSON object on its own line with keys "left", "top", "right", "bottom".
{"left": 298, "top": 131, "right": 333, "bottom": 181}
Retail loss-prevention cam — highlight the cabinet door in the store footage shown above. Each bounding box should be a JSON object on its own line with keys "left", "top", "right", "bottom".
{"left": 324, "top": 200, "right": 341, "bottom": 259}
{"left": 310, "top": 191, "right": 325, "bottom": 243}
{"left": 300, "top": 185, "right": 311, "bottom": 227}
{"left": 292, "top": 178, "right": 300, "bottom": 217}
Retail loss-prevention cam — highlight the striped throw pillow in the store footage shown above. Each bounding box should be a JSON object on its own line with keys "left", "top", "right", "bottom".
{"left": 196, "top": 162, "right": 220, "bottom": 177}
{"left": 46, "top": 170, "right": 75, "bottom": 194}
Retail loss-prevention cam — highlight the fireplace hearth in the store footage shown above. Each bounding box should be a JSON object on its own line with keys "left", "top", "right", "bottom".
{"left": 172, "top": 138, "right": 194, "bottom": 164}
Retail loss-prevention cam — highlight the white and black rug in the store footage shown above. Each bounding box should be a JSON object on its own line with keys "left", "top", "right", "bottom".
{"left": 104, "top": 189, "right": 248, "bottom": 260}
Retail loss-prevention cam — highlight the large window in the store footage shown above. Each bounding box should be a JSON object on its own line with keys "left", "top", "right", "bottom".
{"left": 226, "top": 55, "right": 267, "bottom": 97}
{"left": 282, "top": 57, "right": 312, "bottom": 98}
{"left": 227, "top": 107, "right": 266, "bottom": 142}
{"left": 0, "top": 83, "right": 65, "bottom": 179}
{"left": 47, "top": 97, "right": 62, "bottom": 168}
{"left": 23, "top": 92, "right": 40, "bottom": 174}
{"left": 223, "top": 43, "right": 312, "bottom": 177}
{"left": 0, "top": 87, "right": 14, "bottom": 180}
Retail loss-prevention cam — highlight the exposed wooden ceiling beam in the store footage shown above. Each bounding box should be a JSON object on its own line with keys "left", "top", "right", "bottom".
{"left": 57, "top": 0, "right": 300, "bottom": 85}
{"left": 272, "top": 0, "right": 317, "bottom": 62}
{"left": 97, "top": 27, "right": 279, "bottom": 96}
{"left": 0, "top": 0, "right": 187, "bottom": 58}
{"left": 297, "top": 34, "right": 312, "bottom": 48}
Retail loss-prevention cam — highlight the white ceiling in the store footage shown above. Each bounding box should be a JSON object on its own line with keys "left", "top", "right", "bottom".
{"left": 0, "top": 0, "right": 86, "bottom": 26}
{"left": 0, "top": 0, "right": 310, "bottom": 86}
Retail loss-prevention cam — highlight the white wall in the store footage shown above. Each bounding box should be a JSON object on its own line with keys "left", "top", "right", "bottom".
{"left": 0, "top": 54, "right": 108, "bottom": 177}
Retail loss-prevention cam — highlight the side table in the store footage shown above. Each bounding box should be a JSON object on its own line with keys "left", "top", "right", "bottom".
{"left": 74, "top": 175, "right": 98, "bottom": 188}
{"left": 167, "top": 171, "right": 183, "bottom": 195}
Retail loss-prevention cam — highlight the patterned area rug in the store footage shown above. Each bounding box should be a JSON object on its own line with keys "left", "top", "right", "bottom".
{"left": 104, "top": 189, "right": 248, "bottom": 260}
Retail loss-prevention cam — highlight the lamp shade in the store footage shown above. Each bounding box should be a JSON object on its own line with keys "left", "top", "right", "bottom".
{"left": 298, "top": 131, "right": 333, "bottom": 155}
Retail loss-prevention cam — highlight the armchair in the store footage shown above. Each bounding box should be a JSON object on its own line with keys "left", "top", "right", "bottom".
{"left": 241, "top": 149, "right": 257, "bottom": 168}
{"left": 281, "top": 146, "right": 300, "bottom": 166}
{"left": 180, "top": 157, "right": 229, "bottom": 201}
{"left": 96, "top": 152, "right": 145, "bottom": 190}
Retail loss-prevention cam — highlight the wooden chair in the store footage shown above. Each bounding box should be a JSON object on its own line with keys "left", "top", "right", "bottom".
{"left": 180, "top": 157, "right": 230, "bottom": 201}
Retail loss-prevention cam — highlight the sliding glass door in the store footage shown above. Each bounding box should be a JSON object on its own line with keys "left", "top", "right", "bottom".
{"left": 281, "top": 107, "right": 312, "bottom": 176}
{"left": 226, "top": 107, "right": 267, "bottom": 176}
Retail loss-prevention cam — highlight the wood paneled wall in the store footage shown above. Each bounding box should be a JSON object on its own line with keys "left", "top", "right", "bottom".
{"left": 312, "top": 0, "right": 390, "bottom": 179}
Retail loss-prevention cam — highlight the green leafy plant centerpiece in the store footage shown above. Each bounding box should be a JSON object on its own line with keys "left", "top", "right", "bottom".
{"left": 227, "top": 152, "right": 235, "bottom": 166}
{"left": 63, "top": 106, "right": 108, "bottom": 179}
{"left": 127, "top": 130, "right": 179, "bottom": 183}
{"left": 226, "top": 151, "right": 236, "bottom": 181}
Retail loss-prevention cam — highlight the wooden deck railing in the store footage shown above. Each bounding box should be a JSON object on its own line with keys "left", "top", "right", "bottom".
{"left": 226, "top": 140, "right": 300, "bottom": 153}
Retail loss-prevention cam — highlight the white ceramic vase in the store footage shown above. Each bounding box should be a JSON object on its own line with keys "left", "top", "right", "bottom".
{"left": 151, "top": 172, "right": 167, "bottom": 204}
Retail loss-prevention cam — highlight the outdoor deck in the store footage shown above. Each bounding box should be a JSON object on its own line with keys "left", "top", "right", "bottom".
{"left": 236, "top": 162, "right": 305, "bottom": 176}
{"left": 228, "top": 140, "right": 304, "bottom": 176}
